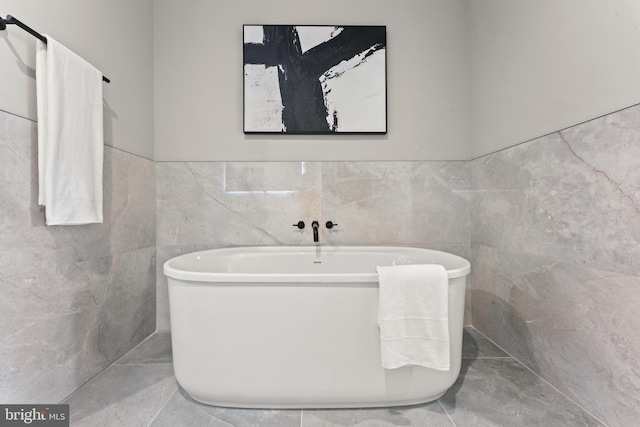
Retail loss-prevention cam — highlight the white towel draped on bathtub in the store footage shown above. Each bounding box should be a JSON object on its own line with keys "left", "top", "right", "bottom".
{"left": 376, "top": 264, "right": 450, "bottom": 371}
{"left": 36, "top": 35, "right": 104, "bottom": 225}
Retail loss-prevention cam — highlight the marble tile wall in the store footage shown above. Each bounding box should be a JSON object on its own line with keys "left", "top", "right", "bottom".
{"left": 470, "top": 104, "right": 640, "bottom": 426}
{"left": 156, "top": 161, "right": 472, "bottom": 330}
{"left": 0, "top": 110, "right": 156, "bottom": 404}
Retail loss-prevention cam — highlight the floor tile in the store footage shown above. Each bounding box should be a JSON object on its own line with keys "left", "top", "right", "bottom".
{"left": 150, "top": 386, "right": 301, "bottom": 427}
{"left": 62, "top": 327, "right": 608, "bottom": 427}
{"left": 64, "top": 364, "right": 177, "bottom": 427}
{"left": 462, "top": 327, "right": 510, "bottom": 359}
{"left": 117, "top": 331, "right": 173, "bottom": 364}
{"left": 440, "top": 358, "right": 604, "bottom": 426}
{"left": 301, "top": 402, "right": 455, "bottom": 427}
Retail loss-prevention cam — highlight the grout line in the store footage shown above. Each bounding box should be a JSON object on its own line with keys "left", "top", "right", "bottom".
{"left": 468, "top": 100, "right": 640, "bottom": 161}
{"left": 464, "top": 326, "right": 514, "bottom": 357}
{"left": 59, "top": 331, "right": 163, "bottom": 403}
{"left": 0, "top": 108, "right": 153, "bottom": 161}
{"left": 436, "top": 399, "right": 457, "bottom": 427}
{"left": 58, "top": 362, "right": 115, "bottom": 404}
{"left": 468, "top": 326, "right": 610, "bottom": 426}
{"left": 115, "top": 362, "right": 173, "bottom": 366}
{"left": 146, "top": 388, "right": 178, "bottom": 427}
{"left": 462, "top": 356, "right": 512, "bottom": 359}
{"left": 113, "top": 331, "right": 163, "bottom": 365}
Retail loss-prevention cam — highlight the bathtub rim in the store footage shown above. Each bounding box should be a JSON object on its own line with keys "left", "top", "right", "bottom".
{"left": 164, "top": 245, "right": 471, "bottom": 283}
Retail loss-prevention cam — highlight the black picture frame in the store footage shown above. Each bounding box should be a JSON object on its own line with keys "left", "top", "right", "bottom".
{"left": 243, "top": 25, "right": 387, "bottom": 134}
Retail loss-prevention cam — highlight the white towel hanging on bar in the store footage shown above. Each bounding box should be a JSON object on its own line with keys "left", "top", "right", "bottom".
{"left": 36, "top": 35, "right": 105, "bottom": 225}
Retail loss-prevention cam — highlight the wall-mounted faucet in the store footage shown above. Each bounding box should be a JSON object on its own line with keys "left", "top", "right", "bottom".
{"left": 293, "top": 220, "right": 326, "bottom": 242}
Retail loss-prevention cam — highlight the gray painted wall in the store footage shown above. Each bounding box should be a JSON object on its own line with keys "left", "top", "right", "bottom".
{"left": 470, "top": 0, "right": 640, "bottom": 158}
{"left": 3, "top": 1, "right": 640, "bottom": 161}
{"left": 154, "top": 0, "right": 640, "bottom": 161}
{"left": 0, "top": 0, "right": 154, "bottom": 159}
{"left": 153, "top": 0, "right": 471, "bottom": 161}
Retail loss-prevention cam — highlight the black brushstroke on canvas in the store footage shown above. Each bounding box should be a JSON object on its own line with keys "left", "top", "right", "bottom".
{"left": 244, "top": 26, "right": 386, "bottom": 133}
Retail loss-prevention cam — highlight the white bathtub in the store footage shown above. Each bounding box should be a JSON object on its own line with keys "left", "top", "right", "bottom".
{"left": 164, "top": 246, "right": 471, "bottom": 409}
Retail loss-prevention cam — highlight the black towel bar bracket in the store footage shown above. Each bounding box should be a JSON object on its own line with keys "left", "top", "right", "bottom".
{"left": 0, "top": 14, "right": 110, "bottom": 83}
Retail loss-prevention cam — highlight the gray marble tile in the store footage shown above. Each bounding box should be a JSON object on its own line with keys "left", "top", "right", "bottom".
{"left": 78, "top": 246, "right": 157, "bottom": 363}
{"left": 64, "top": 364, "right": 177, "bottom": 427}
{"left": 462, "top": 327, "right": 509, "bottom": 359}
{"left": 301, "top": 402, "right": 454, "bottom": 427}
{"left": 150, "top": 386, "right": 301, "bottom": 427}
{"left": 471, "top": 246, "right": 640, "bottom": 427}
{"left": 0, "top": 111, "right": 35, "bottom": 220}
{"left": 321, "top": 162, "right": 470, "bottom": 246}
{"left": 104, "top": 148, "right": 156, "bottom": 255}
{"left": 0, "top": 109, "right": 156, "bottom": 405}
{"left": 469, "top": 104, "right": 640, "bottom": 425}
{"left": 224, "top": 162, "right": 316, "bottom": 194}
{"left": 0, "top": 263, "right": 109, "bottom": 404}
{"left": 156, "top": 162, "right": 322, "bottom": 248}
{"left": 470, "top": 126, "right": 640, "bottom": 277}
{"left": 0, "top": 246, "right": 156, "bottom": 404}
{"left": 118, "top": 331, "right": 172, "bottom": 364}
{"left": 440, "top": 358, "right": 603, "bottom": 426}
{"left": 559, "top": 105, "right": 640, "bottom": 205}
{"left": 0, "top": 133, "right": 156, "bottom": 278}
{"left": 0, "top": 111, "right": 51, "bottom": 277}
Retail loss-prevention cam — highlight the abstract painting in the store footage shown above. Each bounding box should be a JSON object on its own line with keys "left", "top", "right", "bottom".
{"left": 243, "top": 25, "right": 386, "bottom": 134}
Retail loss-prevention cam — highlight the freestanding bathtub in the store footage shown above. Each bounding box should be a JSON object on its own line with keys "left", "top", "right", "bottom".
{"left": 164, "top": 246, "right": 471, "bottom": 409}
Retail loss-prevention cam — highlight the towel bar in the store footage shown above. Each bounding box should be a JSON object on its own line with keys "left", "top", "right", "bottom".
{"left": 0, "top": 14, "right": 110, "bottom": 83}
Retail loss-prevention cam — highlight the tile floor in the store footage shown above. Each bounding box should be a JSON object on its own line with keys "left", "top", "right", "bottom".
{"left": 62, "top": 328, "right": 605, "bottom": 426}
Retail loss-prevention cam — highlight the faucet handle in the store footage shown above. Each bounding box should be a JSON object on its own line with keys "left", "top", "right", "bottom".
{"left": 293, "top": 221, "right": 305, "bottom": 229}
{"left": 325, "top": 221, "right": 338, "bottom": 229}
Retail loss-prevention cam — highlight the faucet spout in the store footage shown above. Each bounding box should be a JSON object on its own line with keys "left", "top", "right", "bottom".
{"left": 311, "top": 221, "right": 319, "bottom": 243}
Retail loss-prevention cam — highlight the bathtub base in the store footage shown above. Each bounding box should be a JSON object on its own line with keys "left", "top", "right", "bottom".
{"left": 185, "top": 391, "right": 448, "bottom": 409}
